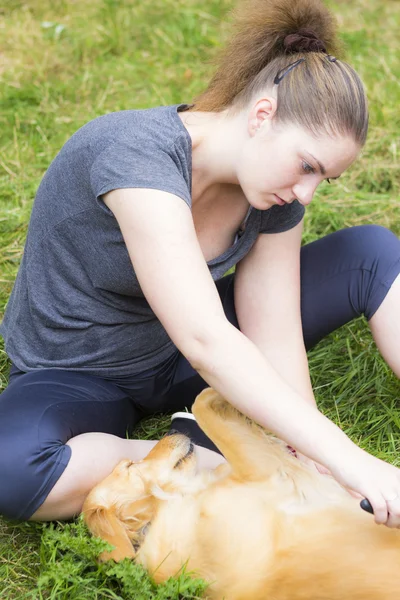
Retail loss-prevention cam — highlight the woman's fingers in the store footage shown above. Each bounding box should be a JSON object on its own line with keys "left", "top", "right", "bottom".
{"left": 367, "top": 493, "right": 389, "bottom": 525}
{"left": 368, "top": 493, "right": 400, "bottom": 528}
{"left": 341, "top": 455, "right": 400, "bottom": 527}
{"left": 362, "top": 493, "right": 400, "bottom": 527}
{"left": 385, "top": 494, "right": 400, "bottom": 528}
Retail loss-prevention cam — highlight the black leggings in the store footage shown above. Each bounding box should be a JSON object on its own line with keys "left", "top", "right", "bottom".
{"left": 1, "top": 225, "right": 399, "bottom": 520}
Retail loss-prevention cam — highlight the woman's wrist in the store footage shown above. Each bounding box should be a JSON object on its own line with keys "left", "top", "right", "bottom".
{"left": 193, "top": 323, "right": 362, "bottom": 473}
{"left": 314, "top": 429, "right": 365, "bottom": 476}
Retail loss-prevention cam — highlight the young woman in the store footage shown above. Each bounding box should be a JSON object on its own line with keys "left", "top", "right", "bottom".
{"left": 1, "top": 0, "right": 400, "bottom": 527}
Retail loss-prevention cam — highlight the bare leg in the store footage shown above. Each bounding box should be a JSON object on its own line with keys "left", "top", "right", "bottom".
{"left": 30, "top": 433, "right": 224, "bottom": 521}
{"left": 369, "top": 273, "right": 400, "bottom": 378}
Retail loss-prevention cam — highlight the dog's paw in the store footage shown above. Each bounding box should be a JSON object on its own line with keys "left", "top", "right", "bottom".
{"left": 193, "top": 388, "right": 224, "bottom": 415}
{"left": 193, "top": 388, "right": 243, "bottom": 423}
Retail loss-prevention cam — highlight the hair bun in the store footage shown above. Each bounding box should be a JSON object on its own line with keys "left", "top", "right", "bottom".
{"left": 283, "top": 28, "right": 327, "bottom": 53}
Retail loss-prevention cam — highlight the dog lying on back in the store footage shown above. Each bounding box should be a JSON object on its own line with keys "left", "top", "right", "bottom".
{"left": 83, "top": 388, "right": 400, "bottom": 599}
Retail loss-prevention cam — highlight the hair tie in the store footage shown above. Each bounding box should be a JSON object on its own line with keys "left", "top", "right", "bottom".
{"left": 283, "top": 28, "right": 327, "bottom": 54}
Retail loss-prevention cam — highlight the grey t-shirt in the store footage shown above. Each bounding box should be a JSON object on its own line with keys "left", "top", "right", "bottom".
{"left": 0, "top": 104, "right": 305, "bottom": 377}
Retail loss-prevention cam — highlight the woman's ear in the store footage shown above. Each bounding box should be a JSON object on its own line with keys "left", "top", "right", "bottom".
{"left": 248, "top": 96, "right": 278, "bottom": 136}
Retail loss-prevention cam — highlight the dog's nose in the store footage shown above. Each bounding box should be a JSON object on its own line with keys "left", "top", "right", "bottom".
{"left": 166, "top": 429, "right": 192, "bottom": 443}
{"left": 166, "top": 429, "right": 181, "bottom": 437}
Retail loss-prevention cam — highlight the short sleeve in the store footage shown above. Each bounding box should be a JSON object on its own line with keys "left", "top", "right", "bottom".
{"left": 258, "top": 200, "right": 305, "bottom": 234}
{"left": 89, "top": 135, "right": 192, "bottom": 212}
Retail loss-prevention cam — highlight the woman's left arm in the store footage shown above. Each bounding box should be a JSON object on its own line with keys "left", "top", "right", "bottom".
{"left": 235, "top": 219, "right": 317, "bottom": 410}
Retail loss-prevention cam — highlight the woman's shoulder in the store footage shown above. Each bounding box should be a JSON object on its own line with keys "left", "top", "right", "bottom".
{"left": 72, "top": 104, "right": 189, "bottom": 145}
{"left": 57, "top": 104, "right": 191, "bottom": 173}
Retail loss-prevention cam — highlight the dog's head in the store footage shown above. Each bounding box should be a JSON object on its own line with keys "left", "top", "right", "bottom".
{"left": 83, "top": 433, "right": 196, "bottom": 561}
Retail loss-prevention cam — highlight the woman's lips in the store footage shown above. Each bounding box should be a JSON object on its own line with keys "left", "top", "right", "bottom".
{"left": 273, "top": 194, "right": 286, "bottom": 206}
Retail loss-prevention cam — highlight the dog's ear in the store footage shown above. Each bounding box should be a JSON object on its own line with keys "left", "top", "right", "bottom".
{"left": 84, "top": 494, "right": 157, "bottom": 562}
{"left": 84, "top": 504, "right": 137, "bottom": 562}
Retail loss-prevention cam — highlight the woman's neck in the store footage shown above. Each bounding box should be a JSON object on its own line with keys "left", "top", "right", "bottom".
{"left": 178, "top": 109, "right": 246, "bottom": 201}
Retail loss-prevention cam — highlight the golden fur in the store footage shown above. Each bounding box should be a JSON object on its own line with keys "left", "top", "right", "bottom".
{"left": 83, "top": 388, "right": 400, "bottom": 599}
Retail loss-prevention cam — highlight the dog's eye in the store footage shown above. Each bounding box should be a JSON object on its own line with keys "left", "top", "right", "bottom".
{"left": 173, "top": 441, "right": 195, "bottom": 469}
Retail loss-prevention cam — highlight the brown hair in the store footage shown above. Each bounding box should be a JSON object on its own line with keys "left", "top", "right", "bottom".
{"left": 193, "top": 0, "right": 368, "bottom": 145}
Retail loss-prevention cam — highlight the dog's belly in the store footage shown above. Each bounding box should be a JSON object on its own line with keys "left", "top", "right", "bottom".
{"left": 195, "top": 485, "right": 277, "bottom": 577}
{"left": 136, "top": 465, "right": 362, "bottom": 600}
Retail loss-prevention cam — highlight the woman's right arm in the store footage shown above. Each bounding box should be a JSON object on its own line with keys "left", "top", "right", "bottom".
{"left": 103, "top": 188, "right": 400, "bottom": 528}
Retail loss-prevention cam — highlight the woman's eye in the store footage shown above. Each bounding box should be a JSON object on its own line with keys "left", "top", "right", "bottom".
{"left": 302, "top": 161, "right": 315, "bottom": 174}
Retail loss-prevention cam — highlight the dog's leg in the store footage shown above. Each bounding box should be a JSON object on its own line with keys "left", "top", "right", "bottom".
{"left": 192, "top": 388, "right": 293, "bottom": 481}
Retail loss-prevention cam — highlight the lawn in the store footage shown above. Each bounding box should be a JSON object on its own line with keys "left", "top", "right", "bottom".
{"left": 0, "top": 0, "right": 399, "bottom": 597}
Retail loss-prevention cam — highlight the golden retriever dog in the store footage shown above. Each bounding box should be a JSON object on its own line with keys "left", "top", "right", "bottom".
{"left": 83, "top": 388, "right": 400, "bottom": 599}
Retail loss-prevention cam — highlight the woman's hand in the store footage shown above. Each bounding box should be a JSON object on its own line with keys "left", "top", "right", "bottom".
{"left": 328, "top": 450, "right": 400, "bottom": 528}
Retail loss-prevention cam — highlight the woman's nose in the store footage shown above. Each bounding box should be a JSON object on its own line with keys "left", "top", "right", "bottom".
{"left": 292, "top": 180, "right": 318, "bottom": 206}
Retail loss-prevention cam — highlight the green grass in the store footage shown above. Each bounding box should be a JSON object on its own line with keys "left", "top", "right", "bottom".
{"left": 0, "top": 0, "right": 399, "bottom": 597}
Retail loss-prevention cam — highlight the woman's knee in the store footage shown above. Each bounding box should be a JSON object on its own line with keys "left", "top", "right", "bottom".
{"left": 0, "top": 435, "right": 70, "bottom": 521}
{"left": 0, "top": 367, "right": 138, "bottom": 519}
{"left": 340, "top": 225, "right": 399, "bottom": 263}
{"left": 300, "top": 225, "right": 400, "bottom": 348}
{"left": 344, "top": 225, "right": 400, "bottom": 319}
{"left": 0, "top": 371, "right": 74, "bottom": 520}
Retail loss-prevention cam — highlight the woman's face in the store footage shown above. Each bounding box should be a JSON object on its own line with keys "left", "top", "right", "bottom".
{"left": 236, "top": 112, "right": 361, "bottom": 210}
